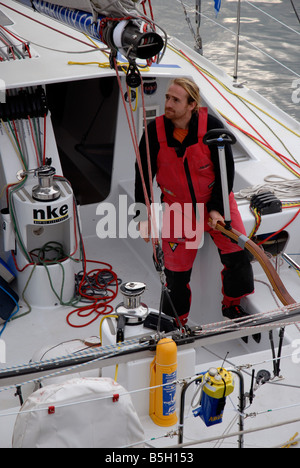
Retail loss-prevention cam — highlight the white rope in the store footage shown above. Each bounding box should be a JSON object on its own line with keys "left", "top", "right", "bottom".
{"left": 235, "top": 175, "right": 300, "bottom": 200}
{"left": 197, "top": 302, "right": 300, "bottom": 337}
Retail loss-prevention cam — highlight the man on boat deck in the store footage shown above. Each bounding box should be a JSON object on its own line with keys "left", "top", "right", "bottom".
{"left": 135, "top": 77, "right": 254, "bottom": 326}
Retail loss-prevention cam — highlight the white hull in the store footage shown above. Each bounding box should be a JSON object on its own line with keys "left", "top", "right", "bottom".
{"left": 0, "top": 0, "right": 300, "bottom": 449}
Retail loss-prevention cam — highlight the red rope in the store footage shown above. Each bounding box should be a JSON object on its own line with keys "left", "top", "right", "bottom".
{"left": 0, "top": 24, "right": 32, "bottom": 58}
{"left": 113, "top": 59, "right": 160, "bottom": 262}
{"left": 28, "top": 115, "right": 41, "bottom": 166}
{"left": 180, "top": 49, "right": 300, "bottom": 177}
{"left": 0, "top": 31, "right": 16, "bottom": 59}
{"left": 12, "top": 120, "right": 22, "bottom": 160}
{"left": 43, "top": 113, "right": 47, "bottom": 165}
{"left": 257, "top": 209, "right": 300, "bottom": 245}
{"left": 66, "top": 254, "right": 119, "bottom": 329}
{"left": 226, "top": 120, "right": 300, "bottom": 177}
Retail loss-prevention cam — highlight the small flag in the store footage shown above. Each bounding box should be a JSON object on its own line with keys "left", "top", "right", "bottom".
{"left": 214, "top": 0, "right": 221, "bottom": 16}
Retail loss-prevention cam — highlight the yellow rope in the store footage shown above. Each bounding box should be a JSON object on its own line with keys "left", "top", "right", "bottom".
{"left": 281, "top": 432, "right": 299, "bottom": 448}
{"left": 99, "top": 314, "right": 120, "bottom": 381}
{"left": 218, "top": 111, "right": 300, "bottom": 179}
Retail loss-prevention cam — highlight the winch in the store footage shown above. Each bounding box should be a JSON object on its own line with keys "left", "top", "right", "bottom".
{"left": 32, "top": 164, "right": 61, "bottom": 202}
{"left": 115, "top": 282, "right": 148, "bottom": 324}
{"left": 17, "top": 160, "right": 61, "bottom": 202}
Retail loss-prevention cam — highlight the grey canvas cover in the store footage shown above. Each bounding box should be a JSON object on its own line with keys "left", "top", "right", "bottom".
{"left": 46, "top": 0, "right": 140, "bottom": 17}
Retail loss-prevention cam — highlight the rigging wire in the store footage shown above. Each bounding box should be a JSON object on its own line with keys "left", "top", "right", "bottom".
{"left": 176, "top": 0, "right": 300, "bottom": 37}
{"left": 245, "top": 0, "right": 300, "bottom": 34}
{"left": 1, "top": 335, "right": 300, "bottom": 444}
{"left": 174, "top": 0, "right": 300, "bottom": 78}
{"left": 244, "top": 0, "right": 300, "bottom": 30}
{"left": 167, "top": 42, "right": 300, "bottom": 203}
{"left": 290, "top": 0, "right": 300, "bottom": 24}
{"left": 179, "top": 47, "right": 300, "bottom": 172}
{"left": 168, "top": 41, "right": 299, "bottom": 138}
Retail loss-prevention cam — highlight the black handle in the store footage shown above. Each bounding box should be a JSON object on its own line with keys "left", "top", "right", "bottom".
{"left": 116, "top": 315, "right": 127, "bottom": 343}
{"left": 203, "top": 129, "right": 237, "bottom": 147}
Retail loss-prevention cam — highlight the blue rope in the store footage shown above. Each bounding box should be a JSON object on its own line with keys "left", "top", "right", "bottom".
{"left": 0, "top": 285, "right": 19, "bottom": 338}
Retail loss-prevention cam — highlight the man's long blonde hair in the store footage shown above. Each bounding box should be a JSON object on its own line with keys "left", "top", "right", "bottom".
{"left": 169, "top": 77, "right": 201, "bottom": 113}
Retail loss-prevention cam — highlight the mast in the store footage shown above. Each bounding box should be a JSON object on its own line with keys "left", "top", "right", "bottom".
{"left": 195, "top": 0, "right": 203, "bottom": 54}
{"left": 233, "top": 0, "right": 242, "bottom": 85}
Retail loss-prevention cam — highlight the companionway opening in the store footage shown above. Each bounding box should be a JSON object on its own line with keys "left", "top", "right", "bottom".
{"left": 46, "top": 76, "right": 119, "bottom": 205}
